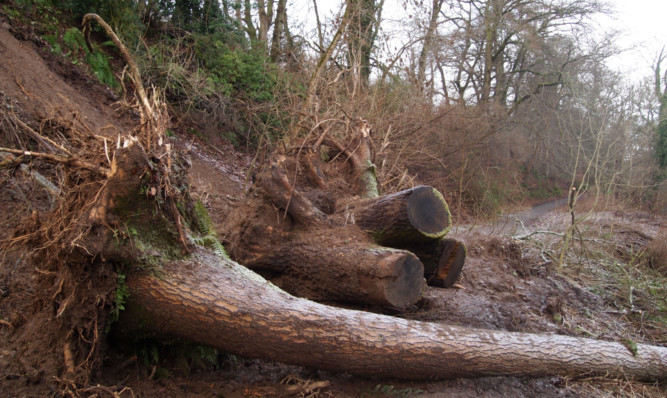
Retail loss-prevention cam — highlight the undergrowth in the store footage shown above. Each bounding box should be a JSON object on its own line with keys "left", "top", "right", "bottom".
{"left": 191, "top": 199, "right": 228, "bottom": 259}
{"left": 523, "top": 212, "right": 667, "bottom": 345}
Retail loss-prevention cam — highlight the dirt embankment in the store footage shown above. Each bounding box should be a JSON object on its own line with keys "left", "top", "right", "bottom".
{"left": 0, "top": 16, "right": 665, "bottom": 398}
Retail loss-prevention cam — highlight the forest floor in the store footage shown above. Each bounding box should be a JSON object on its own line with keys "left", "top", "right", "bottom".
{"left": 0, "top": 16, "right": 665, "bottom": 398}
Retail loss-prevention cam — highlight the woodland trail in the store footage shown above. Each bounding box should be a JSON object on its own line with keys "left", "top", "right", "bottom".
{"left": 453, "top": 197, "right": 570, "bottom": 236}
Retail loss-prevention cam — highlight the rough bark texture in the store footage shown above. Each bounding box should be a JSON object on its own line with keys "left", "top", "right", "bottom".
{"left": 123, "top": 248, "right": 667, "bottom": 381}
{"left": 242, "top": 238, "right": 426, "bottom": 308}
{"left": 322, "top": 119, "right": 377, "bottom": 198}
{"left": 260, "top": 157, "right": 328, "bottom": 225}
{"left": 342, "top": 185, "right": 452, "bottom": 245}
{"left": 222, "top": 158, "right": 434, "bottom": 308}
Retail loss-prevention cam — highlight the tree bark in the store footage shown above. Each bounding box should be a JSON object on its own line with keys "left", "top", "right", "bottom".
{"left": 242, "top": 239, "right": 425, "bottom": 308}
{"left": 269, "top": 0, "right": 287, "bottom": 61}
{"left": 341, "top": 185, "right": 451, "bottom": 245}
{"left": 321, "top": 119, "right": 378, "bottom": 198}
{"left": 123, "top": 248, "right": 667, "bottom": 381}
{"left": 417, "top": 0, "right": 444, "bottom": 89}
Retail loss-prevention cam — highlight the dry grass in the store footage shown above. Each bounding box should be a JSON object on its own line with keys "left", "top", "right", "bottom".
{"left": 572, "top": 377, "right": 665, "bottom": 398}
{"left": 526, "top": 209, "right": 667, "bottom": 345}
{"left": 647, "top": 229, "right": 667, "bottom": 274}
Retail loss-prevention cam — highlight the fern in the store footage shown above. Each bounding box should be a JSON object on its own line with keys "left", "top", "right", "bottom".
{"left": 194, "top": 200, "right": 213, "bottom": 235}
{"left": 191, "top": 200, "right": 229, "bottom": 259}
{"left": 192, "top": 234, "right": 229, "bottom": 259}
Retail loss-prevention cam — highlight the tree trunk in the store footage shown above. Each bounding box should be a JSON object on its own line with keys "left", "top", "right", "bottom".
{"left": 269, "top": 0, "right": 287, "bottom": 61}
{"left": 123, "top": 247, "right": 667, "bottom": 381}
{"left": 243, "top": 239, "right": 425, "bottom": 308}
{"left": 406, "top": 238, "right": 466, "bottom": 288}
{"left": 417, "top": 0, "right": 444, "bottom": 89}
{"left": 341, "top": 185, "right": 452, "bottom": 245}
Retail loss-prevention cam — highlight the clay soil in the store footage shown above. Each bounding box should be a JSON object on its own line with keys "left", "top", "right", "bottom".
{"left": 0, "top": 17, "right": 665, "bottom": 398}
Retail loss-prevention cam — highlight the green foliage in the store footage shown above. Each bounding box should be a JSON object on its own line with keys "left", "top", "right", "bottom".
{"left": 191, "top": 200, "right": 229, "bottom": 259}
{"left": 522, "top": 167, "right": 564, "bottom": 200}
{"left": 134, "top": 339, "right": 220, "bottom": 377}
{"left": 41, "top": 26, "right": 119, "bottom": 88}
{"left": 109, "top": 273, "right": 130, "bottom": 323}
{"left": 467, "top": 176, "right": 512, "bottom": 218}
{"left": 656, "top": 105, "right": 667, "bottom": 170}
{"left": 194, "top": 33, "right": 277, "bottom": 102}
{"left": 193, "top": 200, "right": 213, "bottom": 234}
{"left": 655, "top": 55, "right": 667, "bottom": 170}
{"left": 53, "top": 0, "right": 142, "bottom": 43}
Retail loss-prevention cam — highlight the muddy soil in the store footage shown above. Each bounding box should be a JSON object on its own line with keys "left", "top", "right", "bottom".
{"left": 0, "top": 16, "right": 665, "bottom": 398}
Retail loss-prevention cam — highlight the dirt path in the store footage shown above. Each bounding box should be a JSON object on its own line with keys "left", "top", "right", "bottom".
{"left": 453, "top": 197, "right": 570, "bottom": 238}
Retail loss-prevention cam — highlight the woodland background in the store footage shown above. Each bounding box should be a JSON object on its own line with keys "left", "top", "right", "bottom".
{"left": 1, "top": 1, "right": 667, "bottom": 397}
{"left": 10, "top": 0, "right": 665, "bottom": 218}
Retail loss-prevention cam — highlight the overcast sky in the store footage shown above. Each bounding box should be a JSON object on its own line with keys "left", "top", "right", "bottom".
{"left": 293, "top": 0, "right": 667, "bottom": 83}
{"left": 602, "top": 0, "right": 667, "bottom": 81}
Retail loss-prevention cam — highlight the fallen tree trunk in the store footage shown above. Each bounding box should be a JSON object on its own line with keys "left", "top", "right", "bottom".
{"left": 124, "top": 247, "right": 667, "bottom": 381}
{"left": 242, "top": 239, "right": 425, "bottom": 308}
{"left": 341, "top": 185, "right": 452, "bottom": 245}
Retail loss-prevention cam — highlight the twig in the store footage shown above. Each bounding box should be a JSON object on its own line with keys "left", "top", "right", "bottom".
{"left": 513, "top": 230, "right": 565, "bottom": 240}
{"left": 0, "top": 147, "right": 109, "bottom": 177}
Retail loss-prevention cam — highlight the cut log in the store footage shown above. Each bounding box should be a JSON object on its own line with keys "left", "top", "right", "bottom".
{"left": 342, "top": 185, "right": 452, "bottom": 245}
{"left": 122, "top": 247, "right": 667, "bottom": 381}
{"left": 240, "top": 238, "right": 425, "bottom": 309}
{"left": 407, "top": 238, "right": 467, "bottom": 287}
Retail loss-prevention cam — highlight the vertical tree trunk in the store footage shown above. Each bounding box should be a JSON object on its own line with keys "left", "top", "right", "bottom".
{"left": 417, "top": 0, "right": 444, "bottom": 90}
{"left": 243, "top": 0, "right": 258, "bottom": 43}
{"left": 270, "top": 0, "right": 287, "bottom": 61}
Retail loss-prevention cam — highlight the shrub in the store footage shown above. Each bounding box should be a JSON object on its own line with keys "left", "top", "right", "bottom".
{"left": 193, "top": 33, "right": 277, "bottom": 103}
{"left": 62, "top": 27, "right": 118, "bottom": 88}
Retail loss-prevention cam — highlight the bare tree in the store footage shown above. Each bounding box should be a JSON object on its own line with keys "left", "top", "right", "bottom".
{"left": 654, "top": 48, "right": 667, "bottom": 170}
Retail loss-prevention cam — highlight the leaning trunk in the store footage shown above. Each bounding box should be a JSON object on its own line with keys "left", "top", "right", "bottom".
{"left": 123, "top": 248, "right": 667, "bottom": 381}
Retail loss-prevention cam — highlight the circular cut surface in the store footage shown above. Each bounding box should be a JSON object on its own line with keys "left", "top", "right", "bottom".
{"left": 407, "top": 186, "right": 448, "bottom": 236}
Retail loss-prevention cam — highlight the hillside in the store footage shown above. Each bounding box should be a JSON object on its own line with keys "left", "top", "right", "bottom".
{"left": 0, "top": 3, "right": 666, "bottom": 398}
